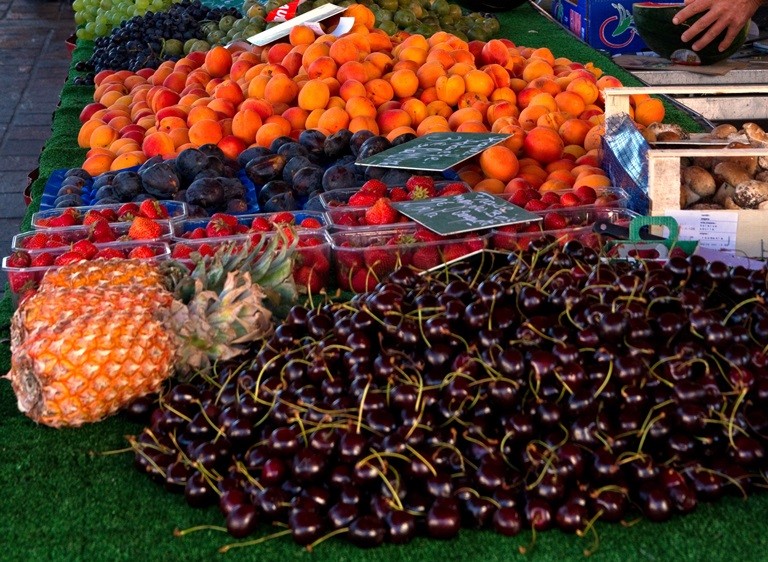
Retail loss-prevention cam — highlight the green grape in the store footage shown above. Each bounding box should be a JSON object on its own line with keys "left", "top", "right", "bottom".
{"left": 94, "top": 22, "right": 108, "bottom": 36}
{"left": 135, "top": 0, "right": 149, "bottom": 12}
{"left": 74, "top": 11, "right": 87, "bottom": 24}
{"left": 72, "top": 0, "right": 84, "bottom": 10}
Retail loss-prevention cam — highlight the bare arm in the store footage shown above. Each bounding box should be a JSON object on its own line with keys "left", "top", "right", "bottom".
{"left": 671, "top": 0, "right": 761, "bottom": 52}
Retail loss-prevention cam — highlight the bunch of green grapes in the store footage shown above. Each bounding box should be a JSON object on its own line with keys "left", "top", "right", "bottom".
{"left": 73, "top": 0, "right": 182, "bottom": 40}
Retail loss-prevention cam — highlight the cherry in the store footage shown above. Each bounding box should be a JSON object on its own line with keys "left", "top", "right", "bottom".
{"left": 426, "top": 498, "right": 461, "bottom": 539}
{"left": 385, "top": 510, "right": 417, "bottom": 544}
{"left": 289, "top": 509, "right": 324, "bottom": 546}
{"left": 226, "top": 502, "right": 259, "bottom": 538}
{"left": 348, "top": 515, "right": 386, "bottom": 548}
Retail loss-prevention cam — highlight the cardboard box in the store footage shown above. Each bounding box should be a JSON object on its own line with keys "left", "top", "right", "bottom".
{"left": 602, "top": 86, "right": 768, "bottom": 260}
{"left": 549, "top": 0, "right": 672, "bottom": 55}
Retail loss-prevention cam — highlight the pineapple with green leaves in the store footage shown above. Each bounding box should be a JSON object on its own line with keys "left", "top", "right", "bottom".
{"left": 5, "top": 235, "right": 297, "bottom": 428}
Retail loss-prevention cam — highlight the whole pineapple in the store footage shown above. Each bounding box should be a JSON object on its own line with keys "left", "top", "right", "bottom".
{"left": 5, "top": 235, "right": 297, "bottom": 428}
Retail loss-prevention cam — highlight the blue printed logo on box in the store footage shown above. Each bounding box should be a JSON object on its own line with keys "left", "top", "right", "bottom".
{"left": 551, "top": 0, "right": 672, "bottom": 55}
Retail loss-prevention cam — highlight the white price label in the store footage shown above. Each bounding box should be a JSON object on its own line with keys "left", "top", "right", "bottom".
{"left": 664, "top": 210, "right": 738, "bottom": 252}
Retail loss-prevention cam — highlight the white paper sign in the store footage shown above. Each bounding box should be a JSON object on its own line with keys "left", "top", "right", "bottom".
{"left": 247, "top": 4, "right": 345, "bottom": 47}
{"left": 665, "top": 210, "right": 739, "bottom": 252}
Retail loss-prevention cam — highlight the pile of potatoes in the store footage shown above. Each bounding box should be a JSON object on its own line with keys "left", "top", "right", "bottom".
{"left": 680, "top": 122, "right": 768, "bottom": 211}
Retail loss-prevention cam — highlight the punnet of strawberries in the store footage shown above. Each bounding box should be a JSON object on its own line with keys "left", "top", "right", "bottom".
{"left": 332, "top": 226, "right": 489, "bottom": 293}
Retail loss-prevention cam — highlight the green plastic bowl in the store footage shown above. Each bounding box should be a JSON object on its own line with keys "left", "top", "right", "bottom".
{"left": 632, "top": 2, "right": 749, "bottom": 65}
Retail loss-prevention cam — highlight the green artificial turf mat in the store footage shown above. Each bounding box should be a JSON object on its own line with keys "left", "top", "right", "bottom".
{"left": 1, "top": 5, "right": 758, "bottom": 562}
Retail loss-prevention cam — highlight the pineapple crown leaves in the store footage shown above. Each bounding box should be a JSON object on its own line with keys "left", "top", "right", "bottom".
{"left": 170, "top": 271, "right": 274, "bottom": 374}
{"left": 163, "top": 232, "right": 299, "bottom": 311}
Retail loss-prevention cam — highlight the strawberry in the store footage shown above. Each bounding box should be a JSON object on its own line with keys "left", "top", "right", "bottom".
{"left": 407, "top": 176, "right": 437, "bottom": 200}
{"left": 139, "top": 199, "right": 170, "bottom": 219}
{"left": 251, "top": 217, "right": 273, "bottom": 232}
{"left": 559, "top": 192, "right": 582, "bottom": 207}
{"left": 298, "top": 217, "right": 323, "bottom": 229}
{"left": 128, "top": 245, "right": 157, "bottom": 259}
{"left": 364, "top": 247, "right": 397, "bottom": 277}
{"left": 333, "top": 212, "right": 360, "bottom": 228}
{"left": 53, "top": 251, "right": 87, "bottom": 266}
{"left": 6, "top": 250, "right": 31, "bottom": 268}
{"left": 348, "top": 191, "right": 379, "bottom": 207}
{"left": 389, "top": 187, "right": 408, "bottom": 202}
{"left": 413, "top": 228, "right": 442, "bottom": 243}
{"left": 349, "top": 268, "right": 377, "bottom": 293}
{"left": 45, "top": 234, "right": 68, "bottom": 248}
{"left": 335, "top": 242, "right": 365, "bottom": 270}
{"left": 574, "top": 185, "right": 597, "bottom": 203}
{"left": 411, "top": 246, "right": 441, "bottom": 270}
{"left": 128, "top": 216, "right": 163, "bottom": 240}
{"left": 20, "top": 232, "right": 49, "bottom": 250}
{"left": 405, "top": 175, "right": 435, "bottom": 195}
{"left": 359, "top": 179, "right": 388, "bottom": 197}
{"left": 186, "top": 227, "right": 207, "bottom": 239}
{"left": 100, "top": 208, "right": 119, "bottom": 222}
{"left": 8, "top": 272, "right": 36, "bottom": 293}
{"left": 47, "top": 212, "right": 78, "bottom": 228}
{"left": 524, "top": 199, "right": 549, "bottom": 212}
{"left": 438, "top": 183, "right": 470, "bottom": 197}
{"left": 71, "top": 239, "right": 99, "bottom": 260}
{"left": 94, "top": 247, "right": 125, "bottom": 259}
{"left": 34, "top": 218, "right": 51, "bottom": 227}
{"left": 364, "top": 198, "right": 398, "bottom": 226}
{"left": 271, "top": 212, "right": 295, "bottom": 226}
{"left": 171, "top": 243, "right": 194, "bottom": 259}
{"left": 294, "top": 265, "right": 324, "bottom": 294}
{"left": 90, "top": 219, "right": 117, "bottom": 243}
{"left": 442, "top": 242, "right": 471, "bottom": 263}
{"left": 117, "top": 203, "right": 141, "bottom": 221}
{"left": 31, "top": 252, "right": 55, "bottom": 267}
{"left": 83, "top": 209, "right": 105, "bottom": 225}
{"left": 540, "top": 191, "right": 561, "bottom": 207}
{"left": 196, "top": 243, "right": 217, "bottom": 258}
{"left": 234, "top": 224, "right": 249, "bottom": 234}
{"left": 508, "top": 187, "right": 540, "bottom": 207}
{"left": 205, "top": 213, "right": 239, "bottom": 237}
{"left": 543, "top": 212, "right": 568, "bottom": 231}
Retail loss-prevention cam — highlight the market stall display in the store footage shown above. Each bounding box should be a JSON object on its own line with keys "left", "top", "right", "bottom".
{"left": 2, "top": 1, "right": 768, "bottom": 561}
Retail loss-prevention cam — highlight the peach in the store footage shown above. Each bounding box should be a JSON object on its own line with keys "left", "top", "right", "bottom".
{"left": 297, "top": 79, "right": 331, "bottom": 111}
{"left": 479, "top": 39, "right": 511, "bottom": 67}
{"left": 217, "top": 135, "right": 248, "bottom": 160}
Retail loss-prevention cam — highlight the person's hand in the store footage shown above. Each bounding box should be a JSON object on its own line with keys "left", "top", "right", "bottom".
{"left": 672, "top": 0, "right": 760, "bottom": 52}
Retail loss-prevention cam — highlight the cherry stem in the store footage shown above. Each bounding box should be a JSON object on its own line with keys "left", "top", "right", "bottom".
{"left": 174, "top": 525, "right": 227, "bottom": 537}
{"left": 305, "top": 527, "right": 349, "bottom": 552}
{"left": 218, "top": 528, "right": 292, "bottom": 553}
{"left": 576, "top": 509, "right": 603, "bottom": 557}
{"left": 723, "top": 296, "right": 762, "bottom": 325}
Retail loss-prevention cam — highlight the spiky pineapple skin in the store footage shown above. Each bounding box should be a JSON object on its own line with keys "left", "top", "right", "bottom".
{"left": 8, "top": 285, "right": 176, "bottom": 427}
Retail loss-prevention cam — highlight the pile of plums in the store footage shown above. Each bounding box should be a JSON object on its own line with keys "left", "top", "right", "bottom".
{"left": 128, "top": 237, "right": 768, "bottom": 550}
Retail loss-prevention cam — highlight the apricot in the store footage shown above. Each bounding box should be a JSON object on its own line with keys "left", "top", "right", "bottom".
{"left": 348, "top": 115, "right": 379, "bottom": 134}
{"left": 346, "top": 96, "right": 377, "bottom": 119}
{"left": 339, "top": 79, "right": 367, "bottom": 101}
{"left": 435, "top": 74, "right": 465, "bottom": 106}
{"left": 522, "top": 126, "right": 564, "bottom": 164}
{"left": 390, "top": 69, "right": 419, "bottom": 99}
{"left": 558, "top": 118, "right": 593, "bottom": 147}
{"left": 307, "top": 56, "right": 338, "bottom": 80}
{"left": 188, "top": 118, "right": 224, "bottom": 146}
{"left": 264, "top": 73, "right": 299, "bottom": 105}
{"left": 142, "top": 131, "right": 176, "bottom": 158}
{"left": 365, "top": 78, "right": 394, "bottom": 106}
{"left": 204, "top": 45, "right": 233, "bottom": 78}
{"left": 448, "top": 107, "right": 484, "bottom": 131}
{"left": 297, "top": 79, "right": 331, "bottom": 111}
{"left": 479, "top": 145, "right": 520, "bottom": 183}
{"left": 634, "top": 98, "right": 665, "bottom": 127}
{"left": 231, "top": 109, "right": 263, "bottom": 144}
{"left": 473, "top": 178, "right": 506, "bottom": 195}
{"left": 416, "top": 115, "right": 451, "bottom": 136}
{"left": 290, "top": 25, "right": 316, "bottom": 47}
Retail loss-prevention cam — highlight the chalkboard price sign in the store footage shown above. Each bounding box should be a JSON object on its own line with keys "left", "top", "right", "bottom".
{"left": 391, "top": 191, "right": 541, "bottom": 236}
{"left": 356, "top": 132, "right": 511, "bottom": 171}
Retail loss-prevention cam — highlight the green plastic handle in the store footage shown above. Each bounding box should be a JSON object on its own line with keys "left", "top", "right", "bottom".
{"left": 628, "top": 215, "right": 679, "bottom": 244}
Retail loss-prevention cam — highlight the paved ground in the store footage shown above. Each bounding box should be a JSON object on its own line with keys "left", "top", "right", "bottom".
{"left": 0, "top": 0, "right": 74, "bottom": 292}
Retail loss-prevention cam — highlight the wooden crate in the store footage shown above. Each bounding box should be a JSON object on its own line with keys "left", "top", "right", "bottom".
{"left": 603, "top": 86, "right": 768, "bottom": 259}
